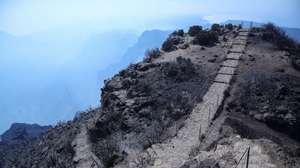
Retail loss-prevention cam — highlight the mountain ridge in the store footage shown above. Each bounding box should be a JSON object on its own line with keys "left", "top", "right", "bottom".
{"left": 1, "top": 23, "right": 300, "bottom": 168}
{"left": 0, "top": 123, "right": 51, "bottom": 144}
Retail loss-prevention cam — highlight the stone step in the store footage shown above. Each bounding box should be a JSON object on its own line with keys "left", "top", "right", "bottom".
{"left": 239, "top": 29, "right": 249, "bottom": 32}
{"left": 222, "top": 60, "right": 239, "bottom": 68}
{"left": 230, "top": 45, "right": 245, "bottom": 53}
{"left": 227, "top": 53, "right": 242, "bottom": 60}
{"left": 218, "top": 67, "right": 236, "bottom": 75}
{"left": 232, "top": 39, "right": 247, "bottom": 45}
{"left": 232, "top": 42, "right": 246, "bottom": 46}
{"left": 229, "top": 50, "right": 243, "bottom": 54}
{"left": 214, "top": 74, "right": 233, "bottom": 84}
{"left": 201, "top": 82, "right": 229, "bottom": 100}
{"left": 236, "top": 36, "right": 248, "bottom": 40}
{"left": 238, "top": 34, "right": 249, "bottom": 37}
{"left": 239, "top": 32, "right": 249, "bottom": 36}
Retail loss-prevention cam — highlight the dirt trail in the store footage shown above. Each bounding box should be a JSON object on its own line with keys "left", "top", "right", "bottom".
{"left": 72, "top": 124, "right": 103, "bottom": 168}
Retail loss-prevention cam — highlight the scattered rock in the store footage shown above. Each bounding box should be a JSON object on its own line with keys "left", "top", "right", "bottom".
{"left": 254, "top": 114, "right": 264, "bottom": 121}
{"left": 275, "top": 68, "right": 285, "bottom": 73}
{"left": 208, "top": 58, "right": 217, "bottom": 63}
{"left": 179, "top": 43, "right": 189, "bottom": 49}
{"left": 249, "top": 57, "right": 255, "bottom": 61}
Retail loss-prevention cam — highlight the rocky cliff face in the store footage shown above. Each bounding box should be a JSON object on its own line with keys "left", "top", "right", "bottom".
{"left": 1, "top": 24, "right": 300, "bottom": 168}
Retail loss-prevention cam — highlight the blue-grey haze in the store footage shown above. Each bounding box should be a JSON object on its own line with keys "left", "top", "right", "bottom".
{"left": 0, "top": 0, "right": 299, "bottom": 134}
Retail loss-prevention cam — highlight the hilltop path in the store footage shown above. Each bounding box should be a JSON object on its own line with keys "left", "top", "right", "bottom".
{"left": 143, "top": 29, "right": 250, "bottom": 168}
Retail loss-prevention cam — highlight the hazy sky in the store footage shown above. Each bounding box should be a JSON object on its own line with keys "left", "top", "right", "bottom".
{"left": 0, "top": 0, "right": 299, "bottom": 35}
{"left": 0, "top": 0, "right": 299, "bottom": 133}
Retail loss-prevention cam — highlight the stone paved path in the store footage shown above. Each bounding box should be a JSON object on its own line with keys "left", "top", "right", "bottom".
{"left": 72, "top": 124, "right": 103, "bottom": 168}
{"left": 142, "top": 29, "right": 250, "bottom": 168}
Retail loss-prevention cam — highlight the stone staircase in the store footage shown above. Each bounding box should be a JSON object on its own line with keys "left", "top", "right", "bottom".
{"left": 129, "top": 29, "right": 250, "bottom": 168}
{"left": 71, "top": 28, "right": 280, "bottom": 168}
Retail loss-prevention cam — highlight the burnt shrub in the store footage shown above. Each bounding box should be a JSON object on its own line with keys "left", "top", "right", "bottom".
{"left": 162, "top": 57, "right": 196, "bottom": 82}
{"left": 225, "top": 23, "right": 233, "bottom": 30}
{"left": 143, "top": 48, "right": 161, "bottom": 63}
{"left": 93, "top": 137, "right": 122, "bottom": 167}
{"left": 236, "top": 70, "right": 300, "bottom": 142}
{"left": 238, "top": 24, "right": 242, "bottom": 29}
{"left": 211, "top": 23, "right": 221, "bottom": 32}
{"left": 262, "top": 23, "right": 297, "bottom": 50}
{"left": 251, "top": 27, "right": 263, "bottom": 33}
{"left": 262, "top": 23, "right": 300, "bottom": 70}
{"left": 188, "top": 25, "right": 203, "bottom": 36}
{"left": 192, "top": 30, "right": 218, "bottom": 46}
{"left": 172, "top": 29, "right": 184, "bottom": 36}
{"left": 291, "top": 53, "right": 300, "bottom": 71}
{"left": 162, "top": 36, "right": 182, "bottom": 52}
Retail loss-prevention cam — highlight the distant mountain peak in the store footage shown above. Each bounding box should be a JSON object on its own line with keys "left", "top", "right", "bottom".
{"left": 1, "top": 123, "right": 51, "bottom": 143}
